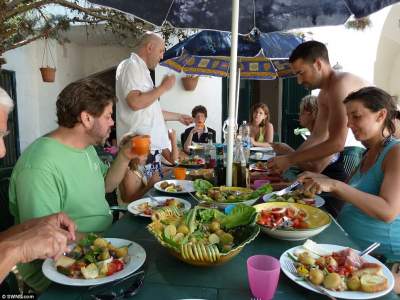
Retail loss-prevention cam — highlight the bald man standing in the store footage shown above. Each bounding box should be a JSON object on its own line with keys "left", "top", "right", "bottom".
{"left": 116, "top": 32, "right": 192, "bottom": 180}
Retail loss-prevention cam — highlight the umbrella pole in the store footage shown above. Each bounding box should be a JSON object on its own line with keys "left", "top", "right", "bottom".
{"left": 226, "top": 0, "right": 240, "bottom": 186}
{"left": 235, "top": 67, "right": 241, "bottom": 126}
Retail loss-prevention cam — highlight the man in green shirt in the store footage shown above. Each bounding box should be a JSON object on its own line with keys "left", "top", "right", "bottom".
{"left": 9, "top": 78, "right": 146, "bottom": 292}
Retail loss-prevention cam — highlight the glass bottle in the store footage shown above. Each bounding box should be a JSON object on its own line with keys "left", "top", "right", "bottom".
{"left": 232, "top": 136, "right": 247, "bottom": 187}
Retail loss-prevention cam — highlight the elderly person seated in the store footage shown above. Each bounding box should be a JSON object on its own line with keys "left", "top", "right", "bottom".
{"left": 182, "top": 105, "right": 216, "bottom": 154}
{"left": 298, "top": 87, "right": 400, "bottom": 293}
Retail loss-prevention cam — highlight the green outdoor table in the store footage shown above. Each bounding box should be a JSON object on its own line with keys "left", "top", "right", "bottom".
{"left": 40, "top": 191, "right": 398, "bottom": 300}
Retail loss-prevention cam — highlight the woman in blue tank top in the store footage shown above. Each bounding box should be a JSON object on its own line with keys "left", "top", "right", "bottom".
{"left": 298, "top": 86, "right": 400, "bottom": 293}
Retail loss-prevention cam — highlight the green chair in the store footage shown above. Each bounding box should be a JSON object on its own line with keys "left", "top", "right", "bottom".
{"left": 342, "top": 146, "right": 365, "bottom": 178}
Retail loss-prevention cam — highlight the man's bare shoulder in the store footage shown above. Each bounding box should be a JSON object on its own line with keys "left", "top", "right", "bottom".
{"left": 333, "top": 72, "right": 370, "bottom": 92}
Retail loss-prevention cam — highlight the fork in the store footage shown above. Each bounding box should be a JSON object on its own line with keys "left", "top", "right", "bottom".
{"left": 284, "top": 259, "right": 337, "bottom": 300}
{"left": 274, "top": 181, "right": 300, "bottom": 197}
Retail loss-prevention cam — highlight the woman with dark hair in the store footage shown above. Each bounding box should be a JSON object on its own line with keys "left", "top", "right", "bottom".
{"left": 298, "top": 86, "right": 400, "bottom": 291}
{"left": 182, "top": 105, "right": 216, "bottom": 154}
{"left": 249, "top": 103, "right": 274, "bottom": 147}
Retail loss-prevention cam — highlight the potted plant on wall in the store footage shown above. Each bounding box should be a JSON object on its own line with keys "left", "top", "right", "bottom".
{"left": 181, "top": 75, "right": 199, "bottom": 91}
{"left": 39, "top": 37, "right": 56, "bottom": 82}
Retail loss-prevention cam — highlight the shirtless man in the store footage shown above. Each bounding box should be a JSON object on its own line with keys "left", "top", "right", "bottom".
{"left": 267, "top": 41, "right": 369, "bottom": 214}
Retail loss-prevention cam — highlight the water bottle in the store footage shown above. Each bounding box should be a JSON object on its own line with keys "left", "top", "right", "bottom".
{"left": 205, "top": 132, "right": 216, "bottom": 168}
{"left": 239, "top": 121, "right": 251, "bottom": 161}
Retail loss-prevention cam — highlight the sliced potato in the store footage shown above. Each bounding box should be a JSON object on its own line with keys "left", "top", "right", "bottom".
{"left": 81, "top": 263, "right": 99, "bottom": 279}
{"left": 55, "top": 255, "right": 76, "bottom": 268}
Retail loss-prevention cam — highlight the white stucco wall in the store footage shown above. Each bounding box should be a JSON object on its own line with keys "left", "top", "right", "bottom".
{"left": 156, "top": 68, "right": 223, "bottom": 143}
{"left": 4, "top": 39, "right": 130, "bottom": 150}
{"left": 304, "top": 5, "right": 391, "bottom": 85}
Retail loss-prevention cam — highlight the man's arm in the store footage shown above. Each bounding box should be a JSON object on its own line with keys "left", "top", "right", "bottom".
{"left": 287, "top": 90, "right": 348, "bottom": 164}
{"left": 126, "top": 75, "right": 175, "bottom": 111}
{"left": 162, "top": 110, "right": 193, "bottom": 125}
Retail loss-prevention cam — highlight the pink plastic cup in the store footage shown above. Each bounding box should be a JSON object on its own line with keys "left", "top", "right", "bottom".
{"left": 247, "top": 255, "right": 280, "bottom": 300}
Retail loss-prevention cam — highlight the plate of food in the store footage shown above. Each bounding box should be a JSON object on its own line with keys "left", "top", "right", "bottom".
{"left": 249, "top": 161, "right": 270, "bottom": 172}
{"left": 280, "top": 240, "right": 394, "bottom": 299}
{"left": 148, "top": 205, "right": 259, "bottom": 266}
{"left": 127, "top": 196, "right": 191, "bottom": 217}
{"left": 154, "top": 180, "right": 195, "bottom": 194}
{"left": 42, "top": 234, "right": 146, "bottom": 286}
{"left": 254, "top": 202, "right": 331, "bottom": 240}
{"left": 249, "top": 152, "right": 275, "bottom": 161}
{"left": 263, "top": 189, "right": 325, "bottom": 207}
{"left": 193, "top": 179, "right": 272, "bottom": 209}
{"left": 250, "top": 146, "right": 273, "bottom": 152}
{"left": 176, "top": 156, "right": 205, "bottom": 168}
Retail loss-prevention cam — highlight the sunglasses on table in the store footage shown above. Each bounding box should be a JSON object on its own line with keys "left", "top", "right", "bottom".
{"left": 89, "top": 270, "right": 144, "bottom": 300}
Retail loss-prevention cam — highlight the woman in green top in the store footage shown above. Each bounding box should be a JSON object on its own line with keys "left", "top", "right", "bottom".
{"left": 249, "top": 103, "right": 274, "bottom": 147}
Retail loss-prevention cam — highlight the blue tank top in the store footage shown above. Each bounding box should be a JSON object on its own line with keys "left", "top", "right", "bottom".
{"left": 338, "top": 139, "right": 400, "bottom": 261}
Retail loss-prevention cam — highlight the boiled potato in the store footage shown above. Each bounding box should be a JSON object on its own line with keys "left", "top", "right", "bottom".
{"left": 347, "top": 275, "right": 361, "bottom": 291}
{"left": 164, "top": 224, "right": 177, "bottom": 239}
{"left": 93, "top": 238, "right": 109, "bottom": 248}
{"left": 115, "top": 246, "right": 128, "bottom": 258}
{"left": 326, "top": 256, "right": 338, "bottom": 268}
{"left": 177, "top": 224, "right": 189, "bottom": 235}
{"left": 298, "top": 253, "right": 316, "bottom": 266}
{"left": 323, "top": 272, "right": 341, "bottom": 290}
{"left": 209, "top": 221, "right": 221, "bottom": 233}
{"left": 309, "top": 268, "right": 324, "bottom": 285}
{"left": 220, "top": 233, "right": 234, "bottom": 245}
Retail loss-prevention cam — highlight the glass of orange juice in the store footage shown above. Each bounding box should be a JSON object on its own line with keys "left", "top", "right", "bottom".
{"left": 131, "top": 135, "right": 150, "bottom": 155}
{"left": 174, "top": 167, "right": 187, "bottom": 180}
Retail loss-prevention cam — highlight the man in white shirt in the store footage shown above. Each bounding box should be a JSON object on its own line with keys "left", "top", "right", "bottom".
{"left": 116, "top": 32, "right": 192, "bottom": 179}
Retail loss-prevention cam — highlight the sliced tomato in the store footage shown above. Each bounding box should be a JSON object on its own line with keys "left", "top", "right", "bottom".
{"left": 106, "top": 262, "right": 118, "bottom": 276}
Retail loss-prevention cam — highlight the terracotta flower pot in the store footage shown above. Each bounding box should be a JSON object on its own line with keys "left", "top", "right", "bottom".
{"left": 40, "top": 67, "right": 56, "bottom": 82}
{"left": 181, "top": 76, "right": 199, "bottom": 91}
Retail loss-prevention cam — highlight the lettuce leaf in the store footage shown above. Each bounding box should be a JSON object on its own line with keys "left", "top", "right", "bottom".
{"left": 220, "top": 205, "right": 257, "bottom": 229}
{"left": 193, "top": 179, "right": 214, "bottom": 193}
{"left": 198, "top": 208, "right": 225, "bottom": 223}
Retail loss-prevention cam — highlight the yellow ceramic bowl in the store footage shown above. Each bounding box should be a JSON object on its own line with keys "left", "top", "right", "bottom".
{"left": 254, "top": 202, "right": 331, "bottom": 241}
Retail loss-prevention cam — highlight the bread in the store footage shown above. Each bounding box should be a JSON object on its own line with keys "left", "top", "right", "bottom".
{"left": 360, "top": 274, "right": 388, "bottom": 293}
{"left": 352, "top": 264, "right": 383, "bottom": 277}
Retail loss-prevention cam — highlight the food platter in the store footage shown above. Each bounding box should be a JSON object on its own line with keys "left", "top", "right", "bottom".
{"left": 148, "top": 205, "right": 259, "bottom": 266}
{"left": 263, "top": 191, "right": 325, "bottom": 208}
{"left": 127, "top": 196, "right": 191, "bottom": 217}
{"left": 249, "top": 153, "right": 275, "bottom": 161}
{"left": 280, "top": 244, "right": 394, "bottom": 299}
{"left": 193, "top": 179, "right": 271, "bottom": 209}
{"left": 42, "top": 238, "right": 146, "bottom": 286}
{"left": 250, "top": 146, "right": 273, "bottom": 152}
{"left": 154, "top": 180, "right": 195, "bottom": 194}
{"left": 254, "top": 202, "right": 331, "bottom": 241}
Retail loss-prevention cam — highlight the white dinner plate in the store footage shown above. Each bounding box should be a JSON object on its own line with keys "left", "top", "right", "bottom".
{"left": 250, "top": 146, "right": 273, "bottom": 152}
{"left": 127, "top": 196, "right": 191, "bottom": 217}
{"left": 42, "top": 238, "right": 146, "bottom": 286}
{"left": 280, "top": 244, "right": 394, "bottom": 299}
{"left": 249, "top": 153, "right": 275, "bottom": 161}
{"left": 262, "top": 192, "right": 325, "bottom": 208}
{"left": 154, "top": 179, "right": 195, "bottom": 194}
